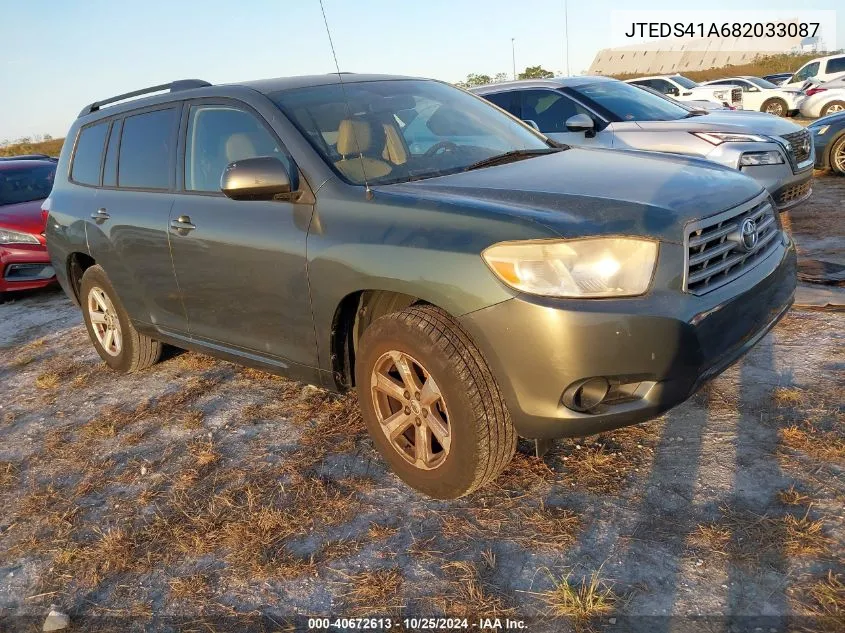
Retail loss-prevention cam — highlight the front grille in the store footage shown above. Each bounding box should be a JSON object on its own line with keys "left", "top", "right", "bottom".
{"left": 777, "top": 181, "right": 811, "bottom": 206}
{"left": 781, "top": 129, "right": 811, "bottom": 164}
{"left": 731, "top": 87, "right": 742, "bottom": 106}
{"left": 684, "top": 197, "right": 781, "bottom": 295}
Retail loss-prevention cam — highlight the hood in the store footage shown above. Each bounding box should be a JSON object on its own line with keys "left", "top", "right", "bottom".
{"left": 634, "top": 110, "right": 803, "bottom": 136}
{"left": 0, "top": 199, "right": 47, "bottom": 237}
{"left": 808, "top": 110, "right": 845, "bottom": 128}
{"left": 380, "top": 148, "right": 763, "bottom": 243}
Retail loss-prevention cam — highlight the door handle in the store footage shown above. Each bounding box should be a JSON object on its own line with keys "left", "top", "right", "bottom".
{"left": 169, "top": 215, "right": 196, "bottom": 232}
{"left": 90, "top": 208, "right": 110, "bottom": 223}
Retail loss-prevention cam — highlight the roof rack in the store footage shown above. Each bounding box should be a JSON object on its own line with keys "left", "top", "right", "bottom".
{"left": 78, "top": 79, "right": 212, "bottom": 118}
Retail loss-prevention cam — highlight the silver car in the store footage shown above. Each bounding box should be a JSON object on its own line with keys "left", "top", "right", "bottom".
{"left": 473, "top": 77, "right": 814, "bottom": 210}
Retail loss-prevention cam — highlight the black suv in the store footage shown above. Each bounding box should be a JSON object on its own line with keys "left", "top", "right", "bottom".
{"left": 46, "top": 75, "right": 796, "bottom": 498}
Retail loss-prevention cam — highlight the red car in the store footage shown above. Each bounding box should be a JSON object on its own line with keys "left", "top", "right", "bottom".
{"left": 0, "top": 158, "right": 57, "bottom": 295}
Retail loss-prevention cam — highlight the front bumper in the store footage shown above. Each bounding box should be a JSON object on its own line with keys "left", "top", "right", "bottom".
{"left": 0, "top": 243, "right": 56, "bottom": 293}
{"left": 707, "top": 141, "right": 814, "bottom": 210}
{"left": 459, "top": 237, "right": 796, "bottom": 439}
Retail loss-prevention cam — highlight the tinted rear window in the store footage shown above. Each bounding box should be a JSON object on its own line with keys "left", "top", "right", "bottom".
{"left": 71, "top": 123, "right": 108, "bottom": 185}
{"left": 118, "top": 108, "right": 177, "bottom": 189}
{"left": 827, "top": 56, "right": 845, "bottom": 74}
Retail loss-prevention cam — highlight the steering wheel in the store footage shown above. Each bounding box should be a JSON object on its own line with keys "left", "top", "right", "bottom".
{"left": 423, "top": 140, "right": 460, "bottom": 158}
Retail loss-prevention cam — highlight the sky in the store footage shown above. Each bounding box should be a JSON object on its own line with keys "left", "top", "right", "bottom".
{"left": 1, "top": 0, "right": 843, "bottom": 140}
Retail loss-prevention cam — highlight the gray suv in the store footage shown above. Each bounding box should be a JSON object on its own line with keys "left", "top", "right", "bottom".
{"left": 46, "top": 74, "right": 796, "bottom": 498}
{"left": 473, "top": 77, "right": 814, "bottom": 210}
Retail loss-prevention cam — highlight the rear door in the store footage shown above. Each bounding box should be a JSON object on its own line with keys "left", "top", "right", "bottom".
{"left": 80, "top": 107, "right": 187, "bottom": 335}
{"left": 168, "top": 100, "right": 317, "bottom": 371}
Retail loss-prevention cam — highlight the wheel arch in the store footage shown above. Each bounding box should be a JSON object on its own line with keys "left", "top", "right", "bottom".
{"left": 66, "top": 252, "right": 97, "bottom": 305}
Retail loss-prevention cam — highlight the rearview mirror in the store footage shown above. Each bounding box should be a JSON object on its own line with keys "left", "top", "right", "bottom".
{"left": 522, "top": 119, "right": 540, "bottom": 131}
{"left": 220, "top": 156, "right": 297, "bottom": 201}
{"left": 565, "top": 113, "right": 594, "bottom": 133}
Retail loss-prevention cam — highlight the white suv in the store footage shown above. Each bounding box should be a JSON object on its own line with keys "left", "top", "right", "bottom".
{"left": 782, "top": 54, "right": 845, "bottom": 88}
{"left": 626, "top": 75, "right": 743, "bottom": 109}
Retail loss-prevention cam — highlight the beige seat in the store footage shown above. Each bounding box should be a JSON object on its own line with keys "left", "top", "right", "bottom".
{"left": 334, "top": 118, "right": 407, "bottom": 182}
{"left": 225, "top": 133, "right": 258, "bottom": 163}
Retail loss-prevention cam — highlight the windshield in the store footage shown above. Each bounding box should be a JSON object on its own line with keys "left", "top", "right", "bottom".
{"left": 0, "top": 163, "right": 56, "bottom": 206}
{"left": 745, "top": 77, "right": 778, "bottom": 90}
{"left": 271, "top": 79, "right": 550, "bottom": 185}
{"left": 672, "top": 75, "right": 698, "bottom": 89}
{"left": 569, "top": 80, "right": 690, "bottom": 122}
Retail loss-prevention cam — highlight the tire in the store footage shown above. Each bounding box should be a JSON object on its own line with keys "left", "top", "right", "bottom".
{"left": 821, "top": 101, "right": 845, "bottom": 117}
{"left": 829, "top": 135, "right": 845, "bottom": 176}
{"left": 355, "top": 304, "right": 516, "bottom": 499}
{"left": 80, "top": 265, "right": 162, "bottom": 373}
{"left": 761, "top": 98, "right": 788, "bottom": 117}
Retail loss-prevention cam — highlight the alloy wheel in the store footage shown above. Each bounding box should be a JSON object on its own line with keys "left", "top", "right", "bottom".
{"left": 834, "top": 140, "right": 845, "bottom": 173}
{"left": 765, "top": 102, "right": 784, "bottom": 116}
{"left": 826, "top": 103, "right": 844, "bottom": 114}
{"left": 370, "top": 350, "right": 451, "bottom": 470}
{"left": 87, "top": 287, "right": 122, "bottom": 356}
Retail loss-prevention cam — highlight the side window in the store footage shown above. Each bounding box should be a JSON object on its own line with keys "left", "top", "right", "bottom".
{"left": 485, "top": 92, "right": 518, "bottom": 116}
{"left": 102, "top": 119, "right": 122, "bottom": 187}
{"left": 118, "top": 108, "right": 177, "bottom": 189}
{"left": 518, "top": 90, "right": 588, "bottom": 133}
{"left": 185, "top": 105, "right": 285, "bottom": 193}
{"left": 71, "top": 122, "right": 108, "bottom": 186}
{"left": 652, "top": 79, "right": 677, "bottom": 95}
{"left": 825, "top": 56, "right": 845, "bottom": 75}
{"left": 793, "top": 62, "right": 820, "bottom": 82}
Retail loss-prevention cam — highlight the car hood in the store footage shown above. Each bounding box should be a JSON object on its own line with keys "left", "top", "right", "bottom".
{"left": 809, "top": 110, "right": 845, "bottom": 128}
{"left": 0, "top": 199, "right": 47, "bottom": 235}
{"left": 381, "top": 147, "right": 763, "bottom": 243}
{"left": 634, "top": 110, "right": 802, "bottom": 136}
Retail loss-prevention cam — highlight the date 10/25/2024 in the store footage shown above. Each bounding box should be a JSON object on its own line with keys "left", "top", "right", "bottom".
{"left": 307, "top": 617, "right": 528, "bottom": 630}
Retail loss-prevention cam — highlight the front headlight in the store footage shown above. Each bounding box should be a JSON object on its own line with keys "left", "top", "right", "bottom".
{"left": 812, "top": 125, "right": 830, "bottom": 135}
{"left": 0, "top": 228, "right": 40, "bottom": 245}
{"left": 739, "top": 150, "right": 785, "bottom": 166}
{"left": 713, "top": 90, "right": 729, "bottom": 100}
{"left": 482, "top": 238, "right": 658, "bottom": 298}
{"left": 692, "top": 131, "right": 769, "bottom": 145}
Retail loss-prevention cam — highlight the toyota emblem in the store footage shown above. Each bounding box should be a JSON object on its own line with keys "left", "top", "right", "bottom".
{"left": 740, "top": 218, "right": 759, "bottom": 251}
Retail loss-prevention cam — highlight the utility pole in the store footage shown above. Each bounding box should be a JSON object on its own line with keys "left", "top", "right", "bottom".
{"left": 564, "top": 0, "right": 570, "bottom": 75}
{"left": 511, "top": 38, "right": 516, "bottom": 80}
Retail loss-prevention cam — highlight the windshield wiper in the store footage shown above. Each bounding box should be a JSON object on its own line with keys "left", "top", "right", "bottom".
{"left": 463, "top": 148, "right": 563, "bottom": 172}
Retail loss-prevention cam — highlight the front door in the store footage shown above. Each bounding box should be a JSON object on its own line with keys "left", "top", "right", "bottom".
{"left": 168, "top": 102, "right": 317, "bottom": 371}
{"left": 516, "top": 89, "right": 610, "bottom": 148}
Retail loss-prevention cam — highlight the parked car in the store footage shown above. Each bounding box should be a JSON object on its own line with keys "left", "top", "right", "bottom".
{"left": 473, "top": 77, "right": 814, "bottom": 210}
{"left": 781, "top": 53, "right": 845, "bottom": 88}
{"left": 807, "top": 110, "right": 845, "bottom": 175}
{"left": 0, "top": 158, "right": 57, "bottom": 297}
{"left": 47, "top": 75, "right": 796, "bottom": 498}
{"left": 625, "top": 75, "right": 743, "bottom": 109}
{"left": 0, "top": 154, "right": 59, "bottom": 162}
{"left": 762, "top": 73, "right": 794, "bottom": 86}
{"left": 798, "top": 76, "right": 845, "bottom": 118}
{"left": 632, "top": 84, "right": 728, "bottom": 111}
{"left": 700, "top": 76, "right": 805, "bottom": 117}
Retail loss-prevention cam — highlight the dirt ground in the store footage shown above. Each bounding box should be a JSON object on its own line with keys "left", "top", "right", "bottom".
{"left": 0, "top": 178, "right": 843, "bottom": 633}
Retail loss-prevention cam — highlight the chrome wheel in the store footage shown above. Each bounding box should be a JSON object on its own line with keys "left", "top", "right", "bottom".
{"left": 826, "top": 103, "right": 844, "bottom": 114}
{"left": 764, "top": 101, "right": 784, "bottom": 116}
{"left": 834, "top": 140, "right": 845, "bottom": 173}
{"left": 370, "top": 350, "right": 451, "bottom": 470}
{"left": 87, "top": 287, "right": 122, "bottom": 356}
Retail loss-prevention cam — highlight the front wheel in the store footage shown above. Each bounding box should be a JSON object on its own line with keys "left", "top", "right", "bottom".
{"left": 821, "top": 101, "right": 845, "bottom": 117}
{"left": 830, "top": 135, "right": 845, "bottom": 176}
{"left": 80, "top": 265, "right": 162, "bottom": 373}
{"left": 355, "top": 304, "right": 516, "bottom": 498}
{"left": 761, "top": 98, "right": 788, "bottom": 117}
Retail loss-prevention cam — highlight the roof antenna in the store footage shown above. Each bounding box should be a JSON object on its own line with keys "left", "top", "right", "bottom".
{"left": 319, "top": 0, "right": 373, "bottom": 200}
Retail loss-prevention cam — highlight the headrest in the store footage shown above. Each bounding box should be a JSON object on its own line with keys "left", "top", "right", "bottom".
{"left": 337, "top": 118, "right": 372, "bottom": 155}
{"left": 225, "top": 133, "right": 258, "bottom": 163}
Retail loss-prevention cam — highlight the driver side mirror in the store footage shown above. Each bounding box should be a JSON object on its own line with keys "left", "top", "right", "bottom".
{"left": 522, "top": 119, "right": 540, "bottom": 131}
{"left": 221, "top": 156, "right": 297, "bottom": 201}
{"left": 668, "top": 87, "right": 679, "bottom": 96}
{"left": 565, "top": 113, "right": 595, "bottom": 136}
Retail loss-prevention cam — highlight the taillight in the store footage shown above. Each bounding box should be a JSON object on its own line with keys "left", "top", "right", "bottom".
{"left": 805, "top": 87, "right": 827, "bottom": 96}
{"left": 41, "top": 197, "right": 51, "bottom": 227}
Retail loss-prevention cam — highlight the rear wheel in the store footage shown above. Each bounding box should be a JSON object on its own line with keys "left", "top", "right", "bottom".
{"left": 761, "top": 98, "right": 788, "bottom": 117}
{"left": 80, "top": 265, "right": 162, "bottom": 373}
{"left": 821, "top": 101, "right": 845, "bottom": 117}
{"left": 830, "top": 135, "right": 845, "bottom": 176}
{"left": 355, "top": 304, "right": 516, "bottom": 499}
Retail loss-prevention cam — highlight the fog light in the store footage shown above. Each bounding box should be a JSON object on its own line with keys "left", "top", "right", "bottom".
{"left": 739, "top": 151, "right": 784, "bottom": 166}
{"left": 562, "top": 377, "right": 610, "bottom": 412}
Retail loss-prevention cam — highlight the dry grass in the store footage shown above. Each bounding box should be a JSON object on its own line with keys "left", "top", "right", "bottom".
{"left": 34, "top": 358, "right": 85, "bottom": 390}
{"left": 318, "top": 538, "right": 364, "bottom": 563}
{"left": 791, "top": 571, "right": 845, "bottom": 632}
{"left": 608, "top": 52, "right": 821, "bottom": 82}
{"left": 367, "top": 522, "right": 399, "bottom": 541}
{"left": 0, "top": 137, "right": 64, "bottom": 157}
{"left": 780, "top": 426, "right": 845, "bottom": 465}
{"left": 338, "top": 568, "right": 404, "bottom": 616}
{"left": 532, "top": 569, "right": 617, "bottom": 621}
{"left": 779, "top": 485, "right": 813, "bottom": 506}
{"left": 773, "top": 387, "right": 805, "bottom": 407}
{"left": 690, "top": 506, "right": 831, "bottom": 562}
{"left": 427, "top": 560, "right": 514, "bottom": 618}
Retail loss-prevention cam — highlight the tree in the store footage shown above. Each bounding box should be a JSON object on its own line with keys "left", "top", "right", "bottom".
{"left": 455, "top": 72, "right": 493, "bottom": 89}
{"left": 518, "top": 65, "right": 554, "bottom": 80}
{"left": 493, "top": 72, "right": 509, "bottom": 83}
